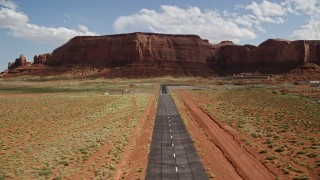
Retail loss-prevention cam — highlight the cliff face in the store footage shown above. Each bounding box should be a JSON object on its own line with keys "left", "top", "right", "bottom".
{"left": 217, "top": 39, "right": 320, "bottom": 73}
{"left": 47, "top": 33, "right": 217, "bottom": 67}
{"left": 304, "top": 40, "right": 320, "bottom": 65}
{"left": 33, "top": 53, "right": 52, "bottom": 64}
{"left": 3, "top": 33, "right": 320, "bottom": 77}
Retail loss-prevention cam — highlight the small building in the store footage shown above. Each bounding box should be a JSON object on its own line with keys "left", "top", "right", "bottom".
{"left": 310, "top": 81, "right": 320, "bottom": 87}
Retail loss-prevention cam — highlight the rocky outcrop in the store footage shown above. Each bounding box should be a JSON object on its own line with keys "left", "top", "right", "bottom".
{"left": 304, "top": 40, "right": 320, "bottom": 65}
{"left": 2, "top": 33, "right": 320, "bottom": 77}
{"left": 47, "top": 33, "right": 218, "bottom": 67}
{"left": 8, "top": 54, "right": 28, "bottom": 69}
{"left": 216, "top": 39, "right": 320, "bottom": 73}
{"left": 33, "top": 53, "right": 52, "bottom": 64}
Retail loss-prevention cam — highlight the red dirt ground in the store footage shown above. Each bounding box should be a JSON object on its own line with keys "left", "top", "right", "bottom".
{"left": 114, "top": 93, "right": 158, "bottom": 179}
{"left": 174, "top": 91, "right": 277, "bottom": 180}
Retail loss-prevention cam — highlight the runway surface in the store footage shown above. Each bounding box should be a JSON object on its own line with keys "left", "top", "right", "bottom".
{"left": 145, "top": 85, "right": 208, "bottom": 180}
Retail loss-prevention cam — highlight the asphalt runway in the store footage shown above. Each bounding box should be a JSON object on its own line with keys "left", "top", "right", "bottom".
{"left": 146, "top": 85, "right": 208, "bottom": 180}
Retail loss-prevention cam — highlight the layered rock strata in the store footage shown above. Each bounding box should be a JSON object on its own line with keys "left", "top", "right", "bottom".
{"left": 46, "top": 33, "right": 217, "bottom": 66}
{"left": 3, "top": 33, "right": 320, "bottom": 77}
{"left": 216, "top": 39, "right": 320, "bottom": 73}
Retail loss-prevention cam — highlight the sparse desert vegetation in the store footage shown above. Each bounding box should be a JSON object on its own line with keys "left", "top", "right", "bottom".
{"left": 180, "top": 83, "right": 319, "bottom": 179}
{"left": 0, "top": 76, "right": 319, "bottom": 179}
{"left": 0, "top": 77, "right": 156, "bottom": 179}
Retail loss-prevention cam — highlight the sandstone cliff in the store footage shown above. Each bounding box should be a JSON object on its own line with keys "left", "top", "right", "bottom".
{"left": 216, "top": 39, "right": 320, "bottom": 73}
{"left": 33, "top": 53, "right": 52, "bottom": 64}
{"left": 46, "top": 33, "right": 218, "bottom": 67}
{"left": 2, "top": 33, "right": 320, "bottom": 77}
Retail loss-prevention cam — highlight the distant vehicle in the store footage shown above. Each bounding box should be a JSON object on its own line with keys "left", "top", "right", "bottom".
{"left": 310, "top": 81, "right": 320, "bottom": 87}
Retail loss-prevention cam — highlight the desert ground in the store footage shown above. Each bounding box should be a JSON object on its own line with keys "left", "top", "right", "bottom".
{"left": 0, "top": 75, "right": 319, "bottom": 179}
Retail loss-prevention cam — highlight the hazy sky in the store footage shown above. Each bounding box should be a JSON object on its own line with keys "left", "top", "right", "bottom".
{"left": 0, "top": 0, "right": 319, "bottom": 71}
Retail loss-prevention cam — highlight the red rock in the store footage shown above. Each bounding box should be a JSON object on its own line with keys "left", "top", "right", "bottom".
{"left": 47, "top": 33, "right": 218, "bottom": 67}
{"left": 2, "top": 33, "right": 320, "bottom": 77}
{"left": 17, "top": 54, "right": 27, "bottom": 66}
{"left": 217, "top": 39, "right": 320, "bottom": 73}
{"left": 8, "top": 54, "right": 28, "bottom": 69}
{"left": 33, "top": 53, "right": 52, "bottom": 64}
{"left": 304, "top": 40, "right": 320, "bottom": 65}
{"left": 8, "top": 62, "right": 13, "bottom": 69}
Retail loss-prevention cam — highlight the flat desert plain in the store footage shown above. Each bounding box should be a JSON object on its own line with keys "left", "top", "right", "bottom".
{"left": 0, "top": 76, "right": 319, "bottom": 180}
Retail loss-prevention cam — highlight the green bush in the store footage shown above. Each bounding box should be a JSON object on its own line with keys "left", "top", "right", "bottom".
{"left": 59, "top": 160, "right": 69, "bottom": 166}
{"left": 275, "top": 147, "right": 285, "bottom": 152}
{"left": 307, "top": 153, "right": 317, "bottom": 158}
{"left": 296, "top": 151, "right": 306, "bottom": 155}
{"left": 266, "top": 155, "right": 278, "bottom": 160}
{"left": 39, "top": 168, "right": 52, "bottom": 176}
{"left": 292, "top": 176, "right": 309, "bottom": 180}
{"left": 251, "top": 133, "right": 261, "bottom": 138}
{"left": 259, "top": 150, "right": 268, "bottom": 154}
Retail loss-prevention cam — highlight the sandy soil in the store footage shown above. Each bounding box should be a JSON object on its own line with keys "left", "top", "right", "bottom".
{"left": 114, "top": 93, "right": 157, "bottom": 180}
{"left": 185, "top": 87, "right": 320, "bottom": 179}
{"left": 173, "top": 93, "right": 242, "bottom": 180}
{"left": 174, "top": 91, "right": 276, "bottom": 180}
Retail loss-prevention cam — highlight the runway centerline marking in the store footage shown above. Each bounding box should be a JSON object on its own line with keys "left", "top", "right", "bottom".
{"left": 146, "top": 85, "right": 208, "bottom": 180}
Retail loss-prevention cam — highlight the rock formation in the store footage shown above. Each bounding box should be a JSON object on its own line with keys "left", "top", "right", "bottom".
{"left": 8, "top": 54, "right": 28, "bottom": 69}
{"left": 2, "top": 33, "right": 320, "bottom": 77}
{"left": 216, "top": 39, "right": 320, "bottom": 73}
{"left": 46, "top": 33, "right": 218, "bottom": 67}
{"left": 33, "top": 53, "right": 52, "bottom": 64}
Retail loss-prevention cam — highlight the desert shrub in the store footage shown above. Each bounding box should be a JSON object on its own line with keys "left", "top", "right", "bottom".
{"left": 275, "top": 147, "right": 285, "bottom": 152}
{"left": 273, "top": 135, "right": 280, "bottom": 140}
{"left": 137, "top": 167, "right": 143, "bottom": 173}
{"left": 265, "top": 140, "right": 273, "bottom": 144}
{"left": 266, "top": 155, "right": 278, "bottom": 160}
{"left": 292, "top": 176, "right": 309, "bottom": 180}
{"left": 281, "top": 168, "right": 289, "bottom": 174}
{"left": 59, "top": 160, "right": 69, "bottom": 166}
{"left": 259, "top": 150, "right": 268, "bottom": 154}
{"left": 296, "top": 151, "right": 306, "bottom": 155}
{"left": 109, "top": 164, "right": 115, "bottom": 171}
{"left": 251, "top": 132, "right": 261, "bottom": 138}
{"left": 309, "top": 146, "right": 317, "bottom": 149}
{"left": 39, "top": 168, "right": 52, "bottom": 176}
{"left": 307, "top": 153, "right": 317, "bottom": 158}
{"left": 79, "top": 148, "right": 88, "bottom": 154}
